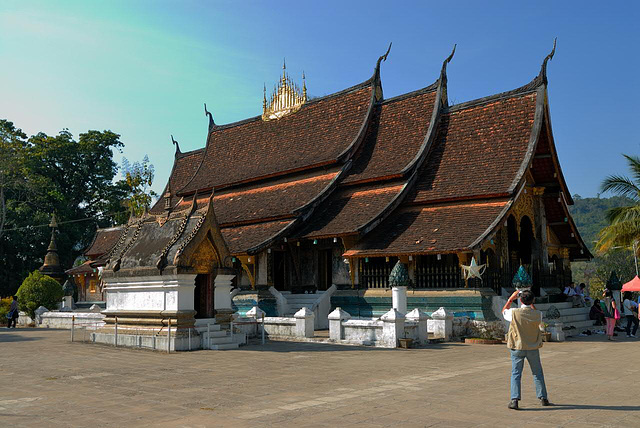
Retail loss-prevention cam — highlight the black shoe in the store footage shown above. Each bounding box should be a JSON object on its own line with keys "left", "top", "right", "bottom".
{"left": 540, "top": 398, "right": 551, "bottom": 406}
{"left": 508, "top": 399, "right": 519, "bottom": 410}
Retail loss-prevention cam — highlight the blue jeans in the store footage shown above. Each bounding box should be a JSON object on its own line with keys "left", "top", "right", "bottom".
{"left": 510, "top": 349, "right": 548, "bottom": 400}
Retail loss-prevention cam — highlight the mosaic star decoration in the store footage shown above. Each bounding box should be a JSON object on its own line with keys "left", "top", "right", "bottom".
{"left": 461, "top": 257, "right": 486, "bottom": 280}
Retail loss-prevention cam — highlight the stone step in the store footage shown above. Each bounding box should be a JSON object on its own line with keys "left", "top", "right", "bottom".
{"left": 210, "top": 343, "right": 239, "bottom": 350}
{"left": 557, "top": 307, "right": 591, "bottom": 316}
{"left": 557, "top": 314, "right": 592, "bottom": 323}
{"left": 194, "top": 324, "right": 221, "bottom": 334}
{"left": 536, "top": 301, "right": 572, "bottom": 311}
{"left": 200, "top": 330, "right": 227, "bottom": 339}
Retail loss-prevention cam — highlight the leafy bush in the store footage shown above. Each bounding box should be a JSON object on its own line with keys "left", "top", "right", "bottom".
{"left": 0, "top": 297, "right": 12, "bottom": 326}
{"left": 16, "top": 271, "right": 64, "bottom": 318}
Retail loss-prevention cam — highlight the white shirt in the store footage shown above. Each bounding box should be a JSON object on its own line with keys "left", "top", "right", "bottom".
{"left": 503, "top": 304, "right": 542, "bottom": 322}
{"left": 564, "top": 286, "right": 576, "bottom": 296}
{"left": 623, "top": 299, "right": 638, "bottom": 317}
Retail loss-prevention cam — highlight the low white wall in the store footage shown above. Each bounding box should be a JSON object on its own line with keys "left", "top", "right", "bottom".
{"left": 341, "top": 319, "right": 383, "bottom": 345}
{"left": 263, "top": 317, "right": 296, "bottom": 337}
{"left": 39, "top": 312, "right": 105, "bottom": 329}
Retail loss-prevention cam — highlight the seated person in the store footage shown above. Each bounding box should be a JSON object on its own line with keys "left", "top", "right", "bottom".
{"left": 589, "top": 298, "right": 606, "bottom": 325}
{"left": 563, "top": 282, "right": 583, "bottom": 307}
{"left": 575, "top": 283, "right": 588, "bottom": 307}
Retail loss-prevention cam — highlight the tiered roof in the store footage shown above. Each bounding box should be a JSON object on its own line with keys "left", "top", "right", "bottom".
{"left": 107, "top": 42, "right": 589, "bottom": 277}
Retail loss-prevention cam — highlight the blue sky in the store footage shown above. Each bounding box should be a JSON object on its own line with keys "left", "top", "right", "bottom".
{"left": 1, "top": 1, "right": 638, "bottom": 198}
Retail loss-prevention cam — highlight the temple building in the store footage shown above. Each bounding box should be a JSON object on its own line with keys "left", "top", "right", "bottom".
{"left": 94, "top": 43, "right": 591, "bottom": 349}
{"left": 66, "top": 226, "right": 123, "bottom": 309}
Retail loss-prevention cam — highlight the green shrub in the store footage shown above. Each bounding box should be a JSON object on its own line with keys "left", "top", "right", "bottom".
{"left": 16, "top": 271, "right": 64, "bottom": 319}
{"left": 0, "top": 297, "right": 12, "bottom": 326}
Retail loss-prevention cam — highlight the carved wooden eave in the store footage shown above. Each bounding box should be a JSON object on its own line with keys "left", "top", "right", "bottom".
{"left": 102, "top": 192, "right": 232, "bottom": 279}
{"left": 173, "top": 193, "right": 232, "bottom": 273}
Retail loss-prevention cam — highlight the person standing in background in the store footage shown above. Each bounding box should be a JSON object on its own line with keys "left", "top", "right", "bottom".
{"left": 622, "top": 291, "right": 638, "bottom": 338}
{"left": 502, "top": 290, "right": 550, "bottom": 410}
{"left": 602, "top": 289, "right": 618, "bottom": 341}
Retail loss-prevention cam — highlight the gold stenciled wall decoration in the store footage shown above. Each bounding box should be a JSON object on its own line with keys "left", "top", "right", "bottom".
{"left": 262, "top": 60, "right": 307, "bottom": 121}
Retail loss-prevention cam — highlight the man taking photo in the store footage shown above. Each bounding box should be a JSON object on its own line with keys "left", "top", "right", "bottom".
{"left": 502, "top": 289, "right": 550, "bottom": 410}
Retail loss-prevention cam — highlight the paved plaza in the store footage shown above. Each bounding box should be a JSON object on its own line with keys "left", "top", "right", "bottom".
{"left": 1, "top": 329, "right": 638, "bottom": 427}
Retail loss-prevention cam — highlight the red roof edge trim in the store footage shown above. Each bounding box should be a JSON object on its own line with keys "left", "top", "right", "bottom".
{"left": 468, "top": 186, "right": 523, "bottom": 251}
{"left": 507, "top": 85, "right": 546, "bottom": 195}
{"left": 339, "top": 173, "right": 404, "bottom": 188}
{"left": 357, "top": 179, "right": 412, "bottom": 236}
{"left": 409, "top": 192, "right": 512, "bottom": 207}
{"left": 293, "top": 160, "right": 353, "bottom": 216}
{"left": 219, "top": 214, "right": 297, "bottom": 229}
{"left": 177, "top": 160, "right": 337, "bottom": 197}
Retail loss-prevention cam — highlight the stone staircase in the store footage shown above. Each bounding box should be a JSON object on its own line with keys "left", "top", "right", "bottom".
{"left": 535, "top": 301, "right": 595, "bottom": 336}
{"left": 194, "top": 321, "right": 246, "bottom": 350}
{"left": 281, "top": 291, "right": 325, "bottom": 317}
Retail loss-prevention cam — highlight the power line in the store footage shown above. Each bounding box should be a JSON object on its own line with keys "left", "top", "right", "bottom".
{"left": 1, "top": 210, "right": 130, "bottom": 232}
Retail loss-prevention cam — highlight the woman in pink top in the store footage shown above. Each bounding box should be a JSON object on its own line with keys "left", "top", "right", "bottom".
{"left": 602, "top": 289, "right": 618, "bottom": 341}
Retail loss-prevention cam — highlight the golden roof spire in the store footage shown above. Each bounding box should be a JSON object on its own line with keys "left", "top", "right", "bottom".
{"left": 262, "top": 60, "right": 307, "bottom": 121}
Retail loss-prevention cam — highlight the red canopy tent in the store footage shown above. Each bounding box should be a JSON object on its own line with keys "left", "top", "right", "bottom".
{"left": 622, "top": 276, "right": 640, "bottom": 292}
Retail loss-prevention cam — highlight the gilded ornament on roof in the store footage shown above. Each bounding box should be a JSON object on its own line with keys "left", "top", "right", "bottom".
{"left": 262, "top": 60, "right": 307, "bottom": 121}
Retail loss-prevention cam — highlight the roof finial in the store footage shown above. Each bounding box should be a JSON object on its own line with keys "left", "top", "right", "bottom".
{"left": 439, "top": 44, "right": 456, "bottom": 108}
{"left": 204, "top": 103, "right": 215, "bottom": 132}
{"left": 440, "top": 44, "right": 456, "bottom": 79}
{"left": 282, "top": 58, "right": 287, "bottom": 83}
{"left": 540, "top": 38, "right": 557, "bottom": 84}
{"left": 263, "top": 83, "right": 267, "bottom": 112}
{"left": 375, "top": 42, "right": 393, "bottom": 72}
{"left": 302, "top": 71, "right": 307, "bottom": 100}
{"left": 171, "top": 134, "right": 181, "bottom": 155}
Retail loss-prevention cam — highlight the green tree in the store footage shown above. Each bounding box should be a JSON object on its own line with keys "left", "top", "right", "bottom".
{"left": 0, "top": 122, "right": 128, "bottom": 297}
{"left": 596, "top": 154, "right": 640, "bottom": 253}
{"left": 120, "top": 155, "right": 157, "bottom": 217}
{"left": 16, "top": 271, "right": 64, "bottom": 318}
{"left": 0, "top": 120, "right": 28, "bottom": 239}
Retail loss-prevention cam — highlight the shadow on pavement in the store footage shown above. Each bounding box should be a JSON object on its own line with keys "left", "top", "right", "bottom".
{"left": 242, "top": 340, "right": 467, "bottom": 353}
{"left": 0, "top": 330, "right": 43, "bottom": 342}
{"left": 522, "top": 404, "right": 640, "bottom": 412}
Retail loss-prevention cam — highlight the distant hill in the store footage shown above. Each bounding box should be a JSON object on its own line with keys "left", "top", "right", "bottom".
{"left": 568, "top": 195, "right": 633, "bottom": 251}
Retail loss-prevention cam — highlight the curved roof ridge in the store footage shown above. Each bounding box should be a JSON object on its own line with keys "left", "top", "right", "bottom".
{"left": 210, "top": 78, "right": 375, "bottom": 133}
{"left": 381, "top": 81, "right": 439, "bottom": 105}
{"left": 447, "top": 75, "right": 543, "bottom": 113}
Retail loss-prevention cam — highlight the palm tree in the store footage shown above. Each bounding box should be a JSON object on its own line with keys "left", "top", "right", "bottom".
{"left": 597, "top": 154, "right": 640, "bottom": 253}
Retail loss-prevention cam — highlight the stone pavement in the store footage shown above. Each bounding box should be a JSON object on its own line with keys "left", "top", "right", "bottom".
{"left": 1, "top": 328, "right": 638, "bottom": 427}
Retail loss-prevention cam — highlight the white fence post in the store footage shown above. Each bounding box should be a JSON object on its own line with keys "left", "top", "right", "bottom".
{"left": 406, "top": 308, "right": 430, "bottom": 345}
{"left": 380, "top": 308, "right": 405, "bottom": 348}
{"left": 294, "top": 307, "right": 315, "bottom": 338}
{"left": 429, "top": 307, "right": 453, "bottom": 341}
{"left": 114, "top": 316, "right": 118, "bottom": 347}
{"left": 328, "top": 307, "right": 351, "bottom": 341}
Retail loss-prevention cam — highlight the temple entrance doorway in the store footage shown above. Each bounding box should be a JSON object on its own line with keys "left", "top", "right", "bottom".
{"left": 194, "top": 274, "right": 214, "bottom": 319}
{"left": 273, "top": 250, "right": 288, "bottom": 291}
{"left": 317, "top": 249, "right": 332, "bottom": 291}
